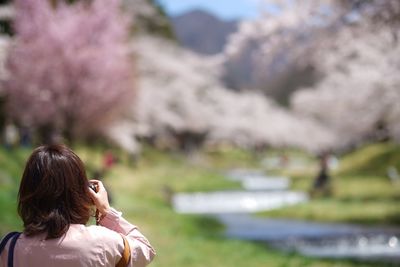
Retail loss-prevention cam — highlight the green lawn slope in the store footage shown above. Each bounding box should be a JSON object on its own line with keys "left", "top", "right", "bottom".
{"left": 339, "top": 142, "right": 400, "bottom": 177}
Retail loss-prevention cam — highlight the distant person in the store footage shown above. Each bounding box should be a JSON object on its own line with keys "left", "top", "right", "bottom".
{"left": 279, "top": 153, "right": 289, "bottom": 168}
{"left": 0, "top": 144, "right": 155, "bottom": 267}
{"left": 387, "top": 166, "right": 400, "bottom": 184}
{"left": 161, "top": 184, "right": 174, "bottom": 205}
{"left": 93, "top": 150, "right": 119, "bottom": 204}
{"left": 311, "top": 152, "right": 332, "bottom": 196}
{"left": 19, "top": 126, "right": 32, "bottom": 148}
{"left": 3, "top": 122, "right": 19, "bottom": 149}
{"left": 94, "top": 150, "right": 118, "bottom": 179}
{"left": 103, "top": 150, "right": 118, "bottom": 173}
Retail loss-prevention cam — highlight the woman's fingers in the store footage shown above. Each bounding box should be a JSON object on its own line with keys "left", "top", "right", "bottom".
{"left": 89, "top": 180, "right": 106, "bottom": 191}
{"left": 89, "top": 179, "right": 101, "bottom": 186}
{"left": 88, "top": 186, "right": 97, "bottom": 197}
{"left": 88, "top": 179, "right": 110, "bottom": 214}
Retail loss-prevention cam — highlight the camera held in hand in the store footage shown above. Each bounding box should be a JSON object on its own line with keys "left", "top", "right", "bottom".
{"left": 89, "top": 183, "right": 98, "bottom": 193}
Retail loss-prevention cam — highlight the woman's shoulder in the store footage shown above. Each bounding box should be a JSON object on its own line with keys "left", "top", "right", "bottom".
{"left": 69, "top": 224, "right": 122, "bottom": 244}
{"left": 66, "top": 224, "right": 124, "bottom": 256}
{"left": 11, "top": 224, "right": 124, "bottom": 266}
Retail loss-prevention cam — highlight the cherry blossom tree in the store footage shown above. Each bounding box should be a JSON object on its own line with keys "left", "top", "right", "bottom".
{"left": 338, "top": 0, "right": 400, "bottom": 26}
{"left": 4, "top": 0, "right": 134, "bottom": 142}
{"left": 291, "top": 0, "right": 400, "bottom": 150}
{"left": 220, "top": 0, "right": 400, "bottom": 151}
{"left": 223, "top": 0, "right": 340, "bottom": 104}
{"left": 120, "top": 35, "right": 335, "bottom": 154}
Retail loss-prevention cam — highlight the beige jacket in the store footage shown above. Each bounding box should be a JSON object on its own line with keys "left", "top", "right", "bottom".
{"left": 0, "top": 208, "right": 156, "bottom": 267}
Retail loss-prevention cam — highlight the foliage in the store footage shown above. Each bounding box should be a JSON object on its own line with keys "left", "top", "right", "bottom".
{"left": 4, "top": 0, "right": 134, "bottom": 141}
{"left": 142, "top": 0, "right": 176, "bottom": 39}
{"left": 123, "top": 0, "right": 176, "bottom": 40}
{"left": 0, "top": 146, "right": 29, "bottom": 233}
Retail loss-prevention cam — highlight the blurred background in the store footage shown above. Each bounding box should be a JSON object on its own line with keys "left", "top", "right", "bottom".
{"left": 0, "top": 0, "right": 400, "bottom": 266}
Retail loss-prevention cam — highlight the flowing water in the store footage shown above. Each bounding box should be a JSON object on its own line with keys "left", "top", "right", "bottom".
{"left": 172, "top": 169, "right": 400, "bottom": 263}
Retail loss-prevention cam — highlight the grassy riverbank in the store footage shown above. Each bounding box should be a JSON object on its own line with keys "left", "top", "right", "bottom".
{"left": 0, "top": 144, "right": 398, "bottom": 267}
{"left": 261, "top": 143, "right": 400, "bottom": 226}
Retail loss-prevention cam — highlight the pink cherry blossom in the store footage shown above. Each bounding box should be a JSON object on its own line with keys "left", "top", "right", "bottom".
{"left": 5, "top": 0, "right": 134, "bottom": 140}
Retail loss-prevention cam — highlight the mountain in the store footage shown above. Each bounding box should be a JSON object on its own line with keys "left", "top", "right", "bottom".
{"left": 171, "top": 9, "right": 239, "bottom": 55}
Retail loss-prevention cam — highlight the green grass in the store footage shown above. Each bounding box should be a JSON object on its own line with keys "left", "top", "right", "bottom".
{"left": 105, "top": 148, "right": 392, "bottom": 267}
{"left": 0, "top": 146, "right": 30, "bottom": 233}
{"left": 338, "top": 142, "right": 400, "bottom": 177}
{"left": 0, "top": 144, "right": 399, "bottom": 267}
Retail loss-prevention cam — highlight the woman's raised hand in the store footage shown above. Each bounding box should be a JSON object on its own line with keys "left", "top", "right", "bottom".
{"left": 88, "top": 180, "right": 111, "bottom": 215}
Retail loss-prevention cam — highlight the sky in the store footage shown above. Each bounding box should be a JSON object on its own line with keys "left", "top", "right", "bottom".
{"left": 156, "top": 0, "right": 261, "bottom": 20}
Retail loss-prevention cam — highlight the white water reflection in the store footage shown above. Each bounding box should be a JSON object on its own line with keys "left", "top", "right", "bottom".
{"left": 291, "top": 234, "right": 400, "bottom": 262}
{"left": 242, "top": 177, "right": 290, "bottom": 191}
{"left": 173, "top": 191, "right": 308, "bottom": 214}
{"left": 219, "top": 213, "right": 400, "bottom": 262}
{"left": 218, "top": 214, "right": 363, "bottom": 241}
{"left": 172, "top": 168, "right": 400, "bottom": 262}
{"left": 226, "top": 169, "right": 290, "bottom": 191}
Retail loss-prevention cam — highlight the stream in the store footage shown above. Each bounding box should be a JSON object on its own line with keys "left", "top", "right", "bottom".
{"left": 172, "top": 169, "right": 400, "bottom": 263}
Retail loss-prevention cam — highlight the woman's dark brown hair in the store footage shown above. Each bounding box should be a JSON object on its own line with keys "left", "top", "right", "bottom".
{"left": 18, "top": 144, "right": 93, "bottom": 239}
